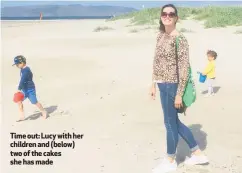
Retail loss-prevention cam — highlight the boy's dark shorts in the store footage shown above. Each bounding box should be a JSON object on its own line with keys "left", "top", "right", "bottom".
{"left": 22, "top": 88, "right": 38, "bottom": 104}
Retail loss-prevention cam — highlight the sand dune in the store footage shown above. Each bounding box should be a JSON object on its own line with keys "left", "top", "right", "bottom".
{"left": 1, "top": 19, "right": 242, "bottom": 173}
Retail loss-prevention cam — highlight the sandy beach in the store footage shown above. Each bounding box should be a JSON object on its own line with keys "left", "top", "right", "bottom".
{"left": 1, "top": 19, "right": 242, "bottom": 173}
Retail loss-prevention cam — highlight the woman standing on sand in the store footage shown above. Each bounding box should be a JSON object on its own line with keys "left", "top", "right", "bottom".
{"left": 150, "top": 4, "right": 208, "bottom": 173}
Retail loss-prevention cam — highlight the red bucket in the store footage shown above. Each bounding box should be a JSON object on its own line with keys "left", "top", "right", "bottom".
{"left": 13, "top": 92, "right": 24, "bottom": 103}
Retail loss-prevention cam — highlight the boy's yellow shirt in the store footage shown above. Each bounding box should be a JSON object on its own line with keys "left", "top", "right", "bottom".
{"left": 204, "top": 60, "right": 215, "bottom": 78}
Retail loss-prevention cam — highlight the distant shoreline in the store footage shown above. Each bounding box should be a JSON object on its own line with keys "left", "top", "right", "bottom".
{"left": 0, "top": 19, "right": 107, "bottom": 23}
{"left": 1, "top": 16, "right": 113, "bottom": 20}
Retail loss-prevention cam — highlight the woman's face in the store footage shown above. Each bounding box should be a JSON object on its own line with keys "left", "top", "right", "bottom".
{"left": 161, "top": 7, "right": 178, "bottom": 27}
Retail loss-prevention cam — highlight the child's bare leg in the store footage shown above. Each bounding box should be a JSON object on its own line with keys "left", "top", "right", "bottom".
{"left": 35, "top": 102, "right": 47, "bottom": 119}
{"left": 18, "top": 102, "right": 25, "bottom": 120}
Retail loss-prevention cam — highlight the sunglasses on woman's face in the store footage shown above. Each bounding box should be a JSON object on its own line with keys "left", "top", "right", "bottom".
{"left": 161, "top": 12, "right": 177, "bottom": 18}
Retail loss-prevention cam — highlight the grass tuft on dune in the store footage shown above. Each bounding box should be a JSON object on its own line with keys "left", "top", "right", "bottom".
{"left": 93, "top": 26, "right": 114, "bottom": 32}
{"left": 179, "top": 28, "right": 194, "bottom": 33}
{"left": 108, "top": 6, "right": 242, "bottom": 28}
{"left": 234, "top": 29, "right": 242, "bottom": 34}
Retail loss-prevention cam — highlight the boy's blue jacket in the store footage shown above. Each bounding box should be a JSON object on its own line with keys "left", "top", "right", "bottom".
{"left": 18, "top": 66, "right": 35, "bottom": 91}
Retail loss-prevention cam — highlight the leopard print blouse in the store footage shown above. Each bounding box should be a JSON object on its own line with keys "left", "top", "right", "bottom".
{"left": 152, "top": 31, "right": 190, "bottom": 97}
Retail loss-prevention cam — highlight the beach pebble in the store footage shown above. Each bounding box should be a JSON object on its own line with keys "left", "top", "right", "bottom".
{"left": 61, "top": 110, "right": 71, "bottom": 116}
{"left": 100, "top": 97, "right": 103, "bottom": 99}
{"left": 121, "top": 113, "right": 126, "bottom": 116}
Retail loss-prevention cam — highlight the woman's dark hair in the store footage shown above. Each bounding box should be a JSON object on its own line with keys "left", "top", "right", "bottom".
{"left": 159, "top": 4, "right": 178, "bottom": 32}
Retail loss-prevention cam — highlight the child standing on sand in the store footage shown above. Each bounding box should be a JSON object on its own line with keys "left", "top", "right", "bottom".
{"left": 202, "top": 50, "right": 217, "bottom": 96}
{"left": 13, "top": 55, "right": 47, "bottom": 121}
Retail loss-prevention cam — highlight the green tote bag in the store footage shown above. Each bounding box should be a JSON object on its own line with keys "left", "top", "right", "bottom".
{"left": 175, "top": 37, "right": 196, "bottom": 107}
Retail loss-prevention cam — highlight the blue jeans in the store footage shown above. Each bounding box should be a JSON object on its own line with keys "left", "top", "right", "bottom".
{"left": 158, "top": 83, "right": 199, "bottom": 158}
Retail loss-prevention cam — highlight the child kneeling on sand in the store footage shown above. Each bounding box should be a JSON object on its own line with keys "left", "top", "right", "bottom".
{"left": 13, "top": 55, "right": 47, "bottom": 121}
{"left": 202, "top": 50, "right": 217, "bottom": 96}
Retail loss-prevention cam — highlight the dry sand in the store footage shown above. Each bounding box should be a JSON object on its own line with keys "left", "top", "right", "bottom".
{"left": 1, "top": 19, "right": 242, "bottom": 173}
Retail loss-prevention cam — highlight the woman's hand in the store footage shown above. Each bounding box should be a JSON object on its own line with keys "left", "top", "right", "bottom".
{"left": 150, "top": 84, "right": 156, "bottom": 100}
{"left": 174, "top": 95, "right": 183, "bottom": 109}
